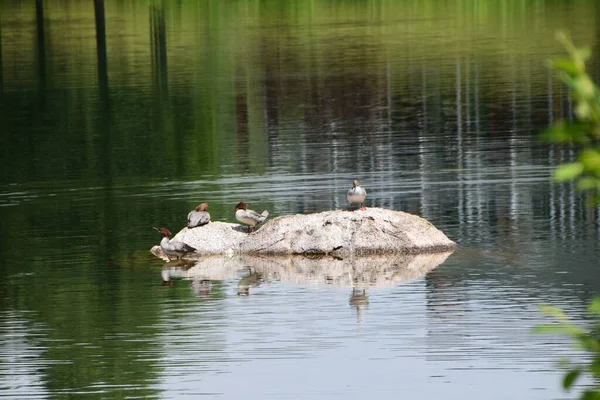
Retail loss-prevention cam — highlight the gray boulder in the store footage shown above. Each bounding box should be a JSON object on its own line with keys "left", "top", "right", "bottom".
{"left": 150, "top": 208, "right": 456, "bottom": 258}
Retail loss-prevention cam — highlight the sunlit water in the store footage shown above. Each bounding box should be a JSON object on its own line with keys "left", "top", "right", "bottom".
{"left": 1, "top": 1, "right": 600, "bottom": 399}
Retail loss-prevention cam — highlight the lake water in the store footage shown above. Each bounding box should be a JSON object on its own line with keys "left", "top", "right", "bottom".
{"left": 1, "top": 1, "right": 599, "bottom": 399}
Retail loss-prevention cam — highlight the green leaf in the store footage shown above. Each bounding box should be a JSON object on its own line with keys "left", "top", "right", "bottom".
{"left": 588, "top": 298, "right": 600, "bottom": 315}
{"left": 580, "top": 149, "right": 600, "bottom": 173}
{"left": 532, "top": 324, "right": 584, "bottom": 337}
{"left": 553, "top": 163, "right": 584, "bottom": 182}
{"left": 577, "top": 177, "right": 600, "bottom": 191}
{"left": 549, "top": 58, "right": 581, "bottom": 76}
{"left": 581, "top": 390, "right": 600, "bottom": 400}
{"left": 556, "top": 33, "right": 590, "bottom": 70}
{"left": 539, "top": 304, "right": 567, "bottom": 318}
{"left": 558, "top": 72, "right": 578, "bottom": 90}
{"left": 557, "top": 357, "right": 573, "bottom": 368}
{"left": 587, "top": 195, "right": 600, "bottom": 208}
{"left": 532, "top": 324, "right": 562, "bottom": 334}
{"left": 573, "top": 76, "right": 597, "bottom": 99}
{"left": 574, "top": 47, "right": 592, "bottom": 64}
{"left": 576, "top": 102, "right": 593, "bottom": 120}
{"left": 563, "top": 369, "right": 581, "bottom": 389}
{"left": 541, "top": 121, "right": 591, "bottom": 145}
{"left": 556, "top": 31, "right": 576, "bottom": 56}
{"left": 591, "top": 358, "right": 600, "bottom": 377}
{"left": 574, "top": 336, "right": 600, "bottom": 352}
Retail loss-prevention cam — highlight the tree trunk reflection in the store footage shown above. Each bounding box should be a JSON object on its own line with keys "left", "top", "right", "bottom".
{"left": 35, "top": 0, "right": 46, "bottom": 97}
{"left": 94, "top": 0, "right": 108, "bottom": 102}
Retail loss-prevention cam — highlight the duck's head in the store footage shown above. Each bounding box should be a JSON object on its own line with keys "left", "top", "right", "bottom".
{"left": 352, "top": 179, "right": 360, "bottom": 187}
{"left": 153, "top": 227, "right": 172, "bottom": 237}
{"left": 235, "top": 202, "right": 248, "bottom": 210}
{"left": 196, "top": 203, "right": 209, "bottom": 212}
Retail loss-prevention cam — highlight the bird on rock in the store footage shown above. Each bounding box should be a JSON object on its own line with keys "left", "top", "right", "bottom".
{"left": 187, "top": 202, "right": 211, "bottom": 228}
{"left": 235, "top": 202, "right": 269, "bottom": 233}
{"left": 153, "top": 227, "right": 196, "bottom": 260}
{"left": 347, "top": 179, "right": 367, "bottom": 211}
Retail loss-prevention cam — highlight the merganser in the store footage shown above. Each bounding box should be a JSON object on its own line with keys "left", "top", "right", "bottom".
{"left": 153, "top": 227, "right": 196, "bottom": 260}
{"left": 347, "top": 179, "right": 367, "bottom": 211}
{"left": 187, "top": 202, "right": 211, "bottom": 228}
{"left": 235, "top": 202, "right": 269, "bottom": 233}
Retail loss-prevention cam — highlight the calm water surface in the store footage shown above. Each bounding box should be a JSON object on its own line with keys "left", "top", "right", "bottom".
{"left": 1, "top": 1, "right": 600, "bottom": 399}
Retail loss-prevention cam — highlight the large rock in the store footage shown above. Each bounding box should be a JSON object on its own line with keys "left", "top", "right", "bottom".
{"left": 150, "top": 208, "right": 456, "bottom": 258}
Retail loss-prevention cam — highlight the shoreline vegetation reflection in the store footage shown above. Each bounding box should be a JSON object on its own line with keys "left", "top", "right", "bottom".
{"left": 1, "top": 1, "right": 599, "bottom": 184}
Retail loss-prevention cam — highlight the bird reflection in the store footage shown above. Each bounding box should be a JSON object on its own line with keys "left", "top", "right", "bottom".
{"left": 237, "top": 266, "right": 263, "bottom": 296}
{"left": 349, "top": 287, "right": 369, "bottom": 322}
{"left": 191, "top": 279, "right": 212, "bottom": 296}
{"left": 161, "top": 268, "right": 173, "bottom": 287}
{"left": 348, "top": 266, "right": 369, "bottom": 322}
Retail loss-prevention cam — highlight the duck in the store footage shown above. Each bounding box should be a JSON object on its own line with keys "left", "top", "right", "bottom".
{"left": 235, "top": 202, "right": 269, "bottom": 233}
{"left": 153, "top": 227, "right": 196, "bottom": 260}
{"left": 346, "top": 179, "right": 367, "bottom": 211}
{"left": 187, "top": 202, "right": 211, "bottom": 228}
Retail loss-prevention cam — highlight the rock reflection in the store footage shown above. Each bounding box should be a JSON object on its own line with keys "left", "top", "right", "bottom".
{"left": 159, "top": 251, "right": 454, "bottom": 291}
{"left": 161, "top": 263, "right": 213, "bottom": 296}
